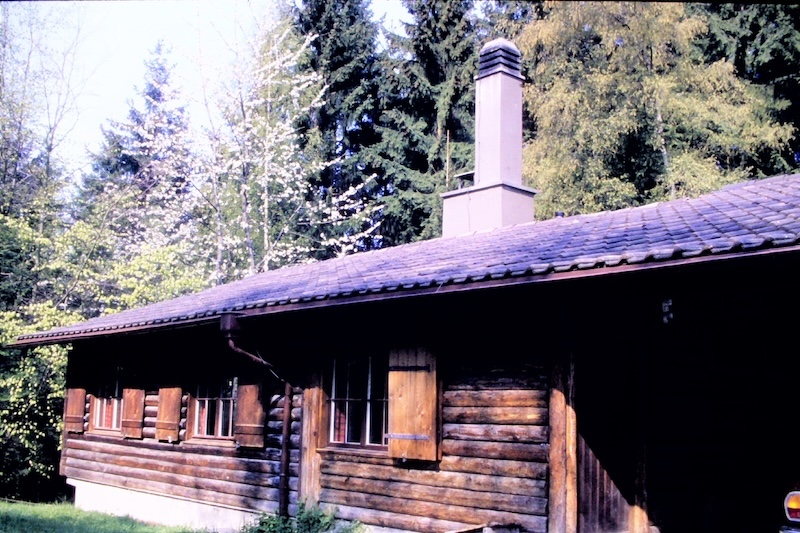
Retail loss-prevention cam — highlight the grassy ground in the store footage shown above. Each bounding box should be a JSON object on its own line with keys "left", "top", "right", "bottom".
{"left": 0, "top": 500, "right": 205, "bottom": 533}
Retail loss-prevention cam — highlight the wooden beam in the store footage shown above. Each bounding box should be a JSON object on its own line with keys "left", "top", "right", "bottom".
{"left": 566, "top": 353, "right": 577, "bottom": 532}
{"left": 320, "top": 460, "right": 546, "bottom": 497}
{"left": 299, "top": 377, "right": 324, "bottom": 505}
{"left": 279, "top": 381, "right": 293, "bottom": 517}
{"left": 320, "top": 488, "right": 547, "bottom": 532}
{"left": 549, "top": 352, "right": 577, "bottom": 533}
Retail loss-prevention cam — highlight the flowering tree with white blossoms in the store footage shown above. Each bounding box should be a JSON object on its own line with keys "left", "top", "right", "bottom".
{"left": 200, "top": 15, "right": 380, "bottom": 280}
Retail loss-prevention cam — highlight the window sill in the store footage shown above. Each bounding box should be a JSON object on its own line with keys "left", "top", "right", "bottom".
{"left": 318, "top": 446, "right": 388, "bottom": 459}
{"left": 183, "top": 437, "right": 236, "bottom": 449}
{"left": 87, "top": 429, "right": 122, "bottom": 438}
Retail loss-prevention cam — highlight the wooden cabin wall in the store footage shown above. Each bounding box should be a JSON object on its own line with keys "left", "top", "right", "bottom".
{"left": 316, "top": 357, "right": 550, "bottom": 533}
{"left": 60, "top": 375, "right": 303, "bottom": 518}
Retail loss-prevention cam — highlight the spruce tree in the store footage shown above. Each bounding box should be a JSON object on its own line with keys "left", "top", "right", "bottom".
{"left": 294, "top": 0, "right": 381, "bottom": 219}
{"left": 73, "top": 42, "right": 206, "bottom": 314}
{"left": 367, "top": 0, "right": 478, "bottom": 245}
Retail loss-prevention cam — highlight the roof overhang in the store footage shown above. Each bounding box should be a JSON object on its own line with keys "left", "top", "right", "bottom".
{"left": 12, "top": 242, "right": 800, "bottom": 348}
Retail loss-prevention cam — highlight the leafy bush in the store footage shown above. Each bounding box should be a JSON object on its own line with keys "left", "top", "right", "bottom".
{"left": 241, "top": 502, "right": 362, "bottom": 533}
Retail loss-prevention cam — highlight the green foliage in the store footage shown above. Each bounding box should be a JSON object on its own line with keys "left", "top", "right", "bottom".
{"left": 294, "top": 0, "right": 383, "bottom": 256}
{"left": 365, "top": 0, "right": 478, "bottom": 245}
{"left": 0, "top": 500, "right": 200, "bottom": 532}
{"left": 692, "top": 3, "right": 800, "bottom": 171}
{"left": 0, "top": 304, "right": 81, "bottom": 500}
{"left": 518, "top": 2, "right": 794, "bottom": 219}
{"left": 241, "top": 503, "right": 362, "bottom": 533}
{"left": 198, "top": 14, "right": 380, "bottom": 280}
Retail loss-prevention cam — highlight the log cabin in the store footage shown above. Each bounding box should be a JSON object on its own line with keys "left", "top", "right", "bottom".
{"left": 11, "top": 38, "right": 800, "bottom": 532}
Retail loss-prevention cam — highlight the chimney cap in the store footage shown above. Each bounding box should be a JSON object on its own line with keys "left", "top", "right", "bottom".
{"left": 480, "top": 37, "right": 520, "bottom": 56}
{"left": 478, "top": 38, "right": 523, "bottom": 81}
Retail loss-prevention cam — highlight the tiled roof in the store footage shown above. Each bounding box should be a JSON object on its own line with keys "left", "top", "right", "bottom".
{"left": 15, "top": 173, "right": 800, "bottom": 345}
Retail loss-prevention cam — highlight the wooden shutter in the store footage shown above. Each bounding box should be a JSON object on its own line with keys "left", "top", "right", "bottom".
{"left": 64, "top": 388, "right": 87, "bottom": 433}
{"left": 234, "top": 382, "right": 266, "bottom": 448}
{"left": 388, "top": 348, "right": 438, "bottom": 461}
{"left": 156, "top": 387, "right": 182, "bottom": 442}
{"left": 121, "top": 388, "right": 145, "bottom": 439}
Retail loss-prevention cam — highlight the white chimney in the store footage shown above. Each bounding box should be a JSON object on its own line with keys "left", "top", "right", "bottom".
{"left": 441, "top": 38, "right": 535, "bottom": 237}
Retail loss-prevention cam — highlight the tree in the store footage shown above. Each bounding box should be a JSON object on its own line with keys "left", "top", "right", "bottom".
{"left": 201, "top": 14, "right": 379, "bottom": 279}
{"left": 294, "top": 0, "right": 383, "bottom": 257}
{"left": 692, "top": 3, "right": 800, "bottom": 173}
{"left": 72, "top": 42, "right": 207, "bottom": 315}
{"left": 518, "top": 2, "right": 794, "bottom": 219}
{"left": 365, "top": 0, "right": 478, "bottom": 245}
{"left": 0, "top": 305, "right": 80, "bottom": 501}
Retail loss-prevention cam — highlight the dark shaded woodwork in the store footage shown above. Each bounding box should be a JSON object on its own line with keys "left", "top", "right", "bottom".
{"left": 442, "top": 423, "right": 547, "bottom": 443}
{"left": 121, "top": 388, "right": 145, "bottom": 439}
{"left": 443, "top": 389, "right": 548, "bottom": 407}
{"left": 333, "top": 504, "right": 475, "bottom": 533}
{"left": 322, "top": 475, "right": 546, "bottom": 515}
{"left": 440, "top": 439, "right": 548, "bottom": 462}
{"left": 320, "top": 488, "right": 547, "bottom": 532}
{"left": 234, "top": 382, "right": 266, "bottom": 448}
{"left": 319, "top": 459, "right": 547, "bottom": 497}
{"left": 388, "top": 348, "right": 438, "bottom": 461}
{"left": 64, "top": 388, "right": 86, "bottom": 433}
{"left": 443, "top": 406, "right": 547, "bottom": 425}
{"left": 318, "top": 354, "right": 551, "bottom": 532}
{"left": 155, "top": 387, "right": 182, "bottom": 442}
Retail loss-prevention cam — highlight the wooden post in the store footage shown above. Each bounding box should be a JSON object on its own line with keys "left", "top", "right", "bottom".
{"left": 300, "top": 376, "right": 324, "bottom": 505}
{"left": 549, "top": 353, "right": 577, "bottom": 533}
{"left": 279, "top": 380, "right": 293, "bottom": 517}
{"left": 566, "top": 353, "right": 577, "bottom": 532}
{"left": 629, "top": 350, "right": 650, "bottom": 532}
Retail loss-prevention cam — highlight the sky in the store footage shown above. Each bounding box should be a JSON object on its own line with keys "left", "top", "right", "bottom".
{"left": 12, "top": 0, "right": 410, "bottom": 180}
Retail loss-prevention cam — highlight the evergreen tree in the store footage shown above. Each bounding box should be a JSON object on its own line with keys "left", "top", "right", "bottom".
{"left": 72, "top": 42, "right": 206, "bottom": 316}
{"left": 294, "top": 0, "right": 382, "bottom": 256}
{"left": 518, "top": 2, "right": 794, "bottom": 219}
{"left": 366, "top": 0, "right": 478, "bottom": 245}
{"left": 692, "top": 3, "right": 800, "bottom": 172}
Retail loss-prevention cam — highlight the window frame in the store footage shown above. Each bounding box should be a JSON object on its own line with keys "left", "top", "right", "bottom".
{"left": 327, "top": 355, "right": 389, "bottom": 450}
{"left": 88, "top": 374, "right": 123, "bottom": 436}
{"left": 190, "top": 377, "right": 238, "bottom": 442}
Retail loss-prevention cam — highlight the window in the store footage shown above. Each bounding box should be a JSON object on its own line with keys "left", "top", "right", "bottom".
{"left": 325, "top": 349, "right": 439, "bottom": 461}
{"left": 329, "top": 356, "right": 388, "bottom": 447}
{"left": 92, "top": 381, "right": 122, "bottom": 432}
{"left": 194, "top": 377, "right": 237, "bottom": 439}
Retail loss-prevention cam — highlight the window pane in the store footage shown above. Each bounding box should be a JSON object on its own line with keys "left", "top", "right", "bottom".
{"left": 93, "top": 383, "right": 122, "bottom": 429}
{"left": 346, "top": 400, "right": 364, "bottom": 444}
{"left": 197, "top": 399, "right": 208, "bottom": 436}
{"left": 348, "top": 359, "right": 368, "bottom": 400}
{"left": 368, "top": 399, "right": 386, "bottom": 445}
{"left": 332, "top": 399, "right": 347, "bottom": 443}
{"left": 333, "top": 360, "right": 346, "bottom": 400}
{"left": 206, "top": 397, "right": 217, "bottom": 436}
{"left": 220, "top": 399, "right": 232, "bottom": 437}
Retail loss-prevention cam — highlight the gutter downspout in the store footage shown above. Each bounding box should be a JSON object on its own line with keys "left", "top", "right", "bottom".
{"left": 279, "top": 380, "right": 292, "bottom": 518}
{"left": 220, "top": 313, "right": 271, "bottom": 368}
{"left": 220, "top": 313, "right": 290, "bottom": 516}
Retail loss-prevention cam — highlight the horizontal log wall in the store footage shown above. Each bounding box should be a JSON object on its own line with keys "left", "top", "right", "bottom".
{"left": 62, "top": 385, "right": 303, "bottom": 517}
{"left": 318, "top": 366, "right": 550, "bottom": 532}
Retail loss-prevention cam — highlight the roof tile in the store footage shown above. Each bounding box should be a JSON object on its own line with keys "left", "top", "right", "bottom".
{"left": 16, "top": 173, "right": 800, "bottom": 344}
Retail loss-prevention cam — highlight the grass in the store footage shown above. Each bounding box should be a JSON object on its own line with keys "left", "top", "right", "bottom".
{"left": 0, "top": 500, "right": 205, "bottom": 533}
